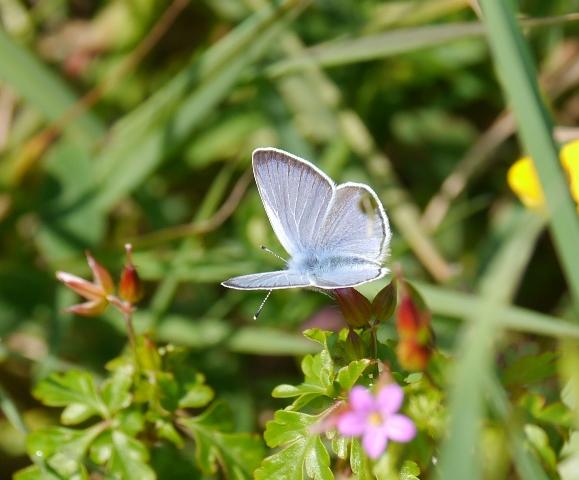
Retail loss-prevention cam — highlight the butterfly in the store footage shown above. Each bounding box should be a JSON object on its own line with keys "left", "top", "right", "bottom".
{"left": 222, "top": 148, "right": 391, "bottom": 291}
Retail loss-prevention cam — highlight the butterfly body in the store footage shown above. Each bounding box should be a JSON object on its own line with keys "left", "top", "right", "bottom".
{"left": 222, "top": 148, "right": 391, "bottom": 291}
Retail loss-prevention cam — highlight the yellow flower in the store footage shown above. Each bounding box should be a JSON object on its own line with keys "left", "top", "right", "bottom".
{"left": 507, "top": 139, "right": 579, "bottom": 211}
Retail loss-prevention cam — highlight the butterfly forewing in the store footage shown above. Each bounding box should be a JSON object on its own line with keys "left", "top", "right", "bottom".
{"left": 253, "top": 148, "right": 334, "bottom": 256}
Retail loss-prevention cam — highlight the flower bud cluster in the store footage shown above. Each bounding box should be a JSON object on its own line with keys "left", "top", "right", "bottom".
{"left": 56, "top": 244, "right": 143, "bottom": 317}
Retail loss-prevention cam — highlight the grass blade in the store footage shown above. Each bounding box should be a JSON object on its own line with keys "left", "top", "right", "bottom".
{"left": 0, "top": 29, "right": 104, "bottom": 145}
{"left": 268, "top": 13, "right": 579, "bottom": 76}
{"left": 478, "top": 1, "right": 579, "bottom": 306}
{"left": 93, "top": 0, "right": 306, "bottom": 211}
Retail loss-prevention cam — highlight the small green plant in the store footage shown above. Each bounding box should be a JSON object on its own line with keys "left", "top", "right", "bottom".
{"left": 15, "top": 248, "right": 264, "bottom": 480}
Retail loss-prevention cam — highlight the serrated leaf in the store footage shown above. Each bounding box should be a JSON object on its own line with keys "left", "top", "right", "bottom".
{"left": 525, "top": 424, "right": 557, "bottom": 471}
{"left": 337, "top": 359, "right": 371, "bottom": 391}
{"left": 109, "top": 430, "right": 156, "bottom": 480}
{"left": 256, "top": 410, "right": 332, "bottom": 480}
{"left": 179, "top": 383, "right": 214, "bottom": 409}
{"left": 302, "top": 328, "right": 333, "bottom": 348}
{"left": 13, "top": 463, "right": 88, "bottom": 480}
{"left": 13, "top": 465, "right": 54, "bottom": 480}
{"left": 156, "top": 420, "right": 185, "bottom": 448}
{"left": 89, "top": 432, "right": 113, "bottom": 465}
{"left": 331, "top": 435, "right": 349, "bottom": 460}
{"left": 117, "top": 408, "right": 145, "bottom": 436}
{"left": 559, "top": 431, "right": 579, "bottom": 480}
{"left": 272, "top": 384, "right": 328, "bottom": 399}
{"left": 302, "top": 351, "right": 334, "bottom": 392}
{"left": 273, "top": 350, "right": 335, "bottom": 410}
{"left": 26, "top": 425, "right": 102, "bottom": 479}
{"left": 101, "top": 366, "right": 133, "bottom": 414}
{"left": 503, "top": 353, "right": 558, "bottom": 387}
{"left": 179, "top": 402, "right": 264, "bottom": 479}
{"left": 27, "top": 425, "right": 102, "bottom": 461}
{"left": 400, "top": 460, "right": 421, "bottom": 480}
{"left": 33, "top": 371, "right": 107, "bottom": 424}
{"left": 350, "top": 438, "right": 374, "bottom": 480}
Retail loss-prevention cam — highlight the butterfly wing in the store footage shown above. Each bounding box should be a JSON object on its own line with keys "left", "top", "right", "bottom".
{"left": 311, "top": 264, "right": 386, "bottom": 289}
{"left": 224, "top": 149, "right": 391, "bottom": 291}
{"left": 253, "top": 148, "right": 334, "bottom": 256}
{"left": 314, "top": 182, "right": 391, "bottom": 264}
{"left": 221, "top": 270, "right": 310, "bottom": 290}
{"left": 306, "top": 182, "right": 391, "bottom": 289}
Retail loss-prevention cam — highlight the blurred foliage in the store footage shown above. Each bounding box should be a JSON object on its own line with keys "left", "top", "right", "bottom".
{"left": 1, "top": 0, "right": 579, "bottom": 478}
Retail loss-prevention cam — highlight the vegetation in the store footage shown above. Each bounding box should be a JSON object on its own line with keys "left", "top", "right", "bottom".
{"left": 1, "top": 0, "right": 579, "bottom": 478}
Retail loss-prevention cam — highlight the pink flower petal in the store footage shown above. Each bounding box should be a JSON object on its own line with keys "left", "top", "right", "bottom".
{"left": 337, "top": 411, "right": 367, "bottom": 436}
{"left": 362, "top": 425, "right": 388, "bottom": 459}
{"left": 384, "top": 414, "right": 416, "bottom": 443}
{"left": 349, "top": 386, "right": 375, "bottom": 412}
{"left": 377, "top": 384, "right": 404, "bottom": 416}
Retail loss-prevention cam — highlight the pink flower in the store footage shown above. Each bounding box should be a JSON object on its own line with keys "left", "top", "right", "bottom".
{"left": 337, "top": 384, "right": 416, "bottom": 459}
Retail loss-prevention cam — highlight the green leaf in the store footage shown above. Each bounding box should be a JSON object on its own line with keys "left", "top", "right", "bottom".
{"left": 400, "top": 460, "right": 421, "bottom": 480}
{"left": 350, "top": 438, "right": 374, "bottom": 480}
{"left": 117, "top": 408, "right": 146, "bottom": 436}
{"left": 101, "top": 366, "right": 133, "bottom": 414}
{"left": 272, "top": 344, "right": 336, "bottom": 410}
{"left": 331, "top": 434, "right": 349, "bottom": 460}
{"left": 26, "top": 425, "right": 102, "bottom": 478}
{"left": 179, "top": 383, "right": 215, "bottom": 409}
{"left": 33, "top": 371, "right": 107, "bottom": 424}
{"left": 156, "top": 420, "right": 185, "bottom": 449}
{"left": 524, "top": 424, "right": 557, "bottom": 471}
{"left": 302, "top": 351, "right": 334, "bottom": 392}
{"left": 337, "top": 359, "right": 371, "bottom": 391}
{"left": 110, "top": 431, "right": 155, "bottom": 480}
{"left": 13, "top": 464, "right": 87, "bottom": 480}
{"left": 559, "top": 431, "right": 579, "bottom": 480}
{"left": 90, "top": 430, "right": 155, "bottom": 480}
{"left": 503, "top": 353, "right": 558, "bottom": 387}
{"left": 257, "top": 410, "right": 332, "bottom": 480}
{"left": 179, "top": 402, "right": 264, "bottom": 479}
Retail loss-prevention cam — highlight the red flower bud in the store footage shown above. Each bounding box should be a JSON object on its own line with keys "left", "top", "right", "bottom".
{"left": 396, "top": 295, "right": 423, "bottom": 339}
{"left": 397, "top": 339, "right": 431, "bottom": 371}
{"left": 56, "top": 251, "right": 115, "bottom": 317}
{"left": 119, "top": 244, "right": 143, "bottom": 305}
{"left": 334, "top": 288, "right": 372, "bottom": 328}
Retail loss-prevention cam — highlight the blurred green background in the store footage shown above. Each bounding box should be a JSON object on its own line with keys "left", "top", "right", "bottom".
{"left": 1, "top": 0, "right": 579, "bottom": 476}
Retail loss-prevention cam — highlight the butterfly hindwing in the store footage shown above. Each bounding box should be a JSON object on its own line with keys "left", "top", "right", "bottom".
{"left": 221, "top": 270, "right": 310, "bottom": 290}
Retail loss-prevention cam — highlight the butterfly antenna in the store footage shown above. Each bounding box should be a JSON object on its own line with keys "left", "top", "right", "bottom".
{"left": 260, "top": 245, "right": 287, "bottom": 265}
{"left": 253, "top": 289, "right": 273, "bottom": 320}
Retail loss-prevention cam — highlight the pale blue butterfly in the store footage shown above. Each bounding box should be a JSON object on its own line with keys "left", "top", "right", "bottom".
{"left": 222, "top": 148, "right": 391, "bottom": 292}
